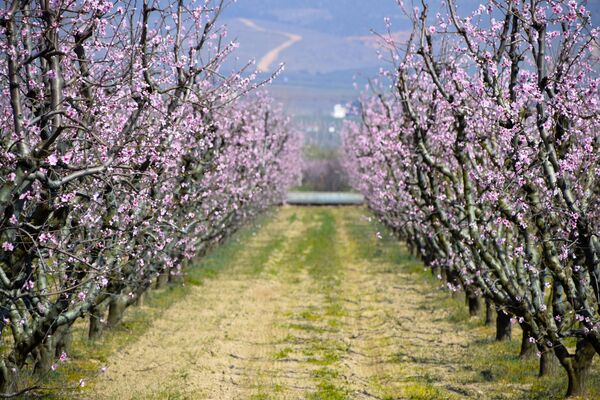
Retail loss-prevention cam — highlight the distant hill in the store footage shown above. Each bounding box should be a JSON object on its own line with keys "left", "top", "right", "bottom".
{"left": 222, "top": 0, "right": 600, "bottom": 86}
{"left": 219, "top": 0, "right": 600, "bottom": 143}
{"left": 220, "top": 0, "right": 414, "bottom": 90}
{"left": 223, "top": 17, "right": 387, "bottom": 76}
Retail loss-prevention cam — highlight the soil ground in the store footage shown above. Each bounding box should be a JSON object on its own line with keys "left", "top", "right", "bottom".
{"left": 74, "top": 206, "right": 599, "bottom": 400}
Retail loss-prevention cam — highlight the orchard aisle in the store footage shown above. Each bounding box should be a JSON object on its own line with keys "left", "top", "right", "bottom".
{"left": 88, "top": 207, "right": 516, "bottom": 399}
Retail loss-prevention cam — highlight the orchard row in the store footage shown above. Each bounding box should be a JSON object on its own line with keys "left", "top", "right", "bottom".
{"left": 343, "top": 0, "right": 599, "bottom": 397}
{"left": 0, "top": 0, "right": 300, "bottom": 394}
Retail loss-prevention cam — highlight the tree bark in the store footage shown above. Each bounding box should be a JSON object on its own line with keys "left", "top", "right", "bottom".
{"left": 446, "top": 269, "right": 460, "bottom": 299}
{"left": 155, "top": 272, "right": 169, "bottom": 289}
{"left": 539, "top": 346, "right": 559, "bottom": 376}
{"left": 519, "top": 324, "right": 536, "bottom": 359}
{"left": 54, "top": 324, "right": 72, "bottom": 358}
{"left": 0, "top": 360, "right": 18, "bottom": 395}
{"left": 562, "top": 339, "right": 596, "bottom": 397}
{"left": 106, "top": 295, "right": 127, "bottom": 328}
{"left": 484, "top": 299, "right": 494, "bottom": 326}
{"left": 168, "top": 271, "right": 183, "bottom": 285}
{"left": 33, "top": 335, "right": 55, "bottom": 375}
{"left": 135, "top": 292, "right": 145, "bottom": 307}
{"left": 466, "top": 288, "right": 481, "bottom": 317}
{"left": 88, "top": 305, "right": 105, "bottom": 340}
{"left": 440, "top": 267, "right": 448, "bottom": 284}
{"left": 495, "top": 309, "right": 512, "bottom": 341}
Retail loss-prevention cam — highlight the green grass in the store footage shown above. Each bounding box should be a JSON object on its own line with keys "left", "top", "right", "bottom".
{"left": 300, "top": 308, "right": 322, "bottom": 321}
{"left": 308, "top": 380, "right": 348, "bottom": 400}
{"left": 275, "top": 208, "right": 353, "bottom": 396}
{"left": 401, "top": 382, "right": 456, "bottom": 400}
{"left": 343, "top": 211, "right": 417, "bottom": 267}
{"left": 287, "top": 322, "right": 333, "bottom": 334}
{"left": 302, "top": 337, "right": 346, "bottom": 366}
{"left": 312, "top": 367, "right": 340, "bottom": 380}
{"left": 297, "top": 210, "right": 339, "bottom": 283}
{"left": 273, "top": 347, "right": 293, "bottom": 360}
{"left": 324, "top": 302, "right": 346, "bottom": 317}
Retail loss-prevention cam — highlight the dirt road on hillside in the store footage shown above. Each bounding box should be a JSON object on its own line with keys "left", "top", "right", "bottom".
{"left": 238, "top": 18, "right": 302, "bottom": 72}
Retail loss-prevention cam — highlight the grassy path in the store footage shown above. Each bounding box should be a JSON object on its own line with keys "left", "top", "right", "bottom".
{"left": 79, "top": 207, "right": 599, "bottom": 399}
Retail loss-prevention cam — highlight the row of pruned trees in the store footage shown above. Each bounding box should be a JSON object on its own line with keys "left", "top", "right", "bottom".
{"left": 0, "top": 0, "right": 301, "bottom": 395}
{"left": 343, "top": 0, "right": 599, "bottom": 396}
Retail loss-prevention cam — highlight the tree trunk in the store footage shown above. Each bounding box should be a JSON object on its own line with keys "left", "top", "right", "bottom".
{"left": 519, "top": 325, "right": 536, "bottom": 359}
{"left": 446, "top": 269, "right": 460, "bottom": 298}
{"left": 155, "top": 272, "right": 169, "bottom": 289}
{"left": 484, "top": 299, "right": 494, "bottom": 326}
{"left": 440, "top": 267, "right": 448, "bottom": 284}
{"left": 495, "top": 309, "right": 512, "bottom": 341}
{"left": 562, "top": 339, "right": 596, "bottom": 397}
{"left": 54, "top": 324, "right": 72, "bottom": 358}
{"left": 539, "top": 346, "right": 559, "bottom": 376}
{"left": 88, "top": 305, "right": 105, "bottom": 340}
{"left": 135, "top": 291, "right": 145, "bottom": 307}
{"left": 169, "top": 260, "right": 186, "bottom": 285}
{"left": 33, "top": 335, "right": 55, "bottom": 375}
{"left": 107, "top": 295, "right": 127, "bottom": 328}
{"left": 466, "top": 289, "right": 481, "bottom": 317}
{"left": 553, "top": 338, "right": 596, "bottom": 397}
{"left": 0, "top": 360, "right": 18, "bottom": 395}
{"left": 168, "top": 271, "right": 183, "bottom": 285}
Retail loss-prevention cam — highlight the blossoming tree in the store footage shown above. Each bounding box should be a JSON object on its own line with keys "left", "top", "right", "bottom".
{"left": 0, "top": 0, "right": 300, "bottom": 394}
{"left": 344, "top": 0, "right": 599, "bottom": 396}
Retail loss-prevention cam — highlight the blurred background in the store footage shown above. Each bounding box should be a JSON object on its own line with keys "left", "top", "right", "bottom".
{"left": 220, "top": 0, "right": 404, "bottom": 191}
{"left": 221, "top": 0, "right": 600, "bottom": 192}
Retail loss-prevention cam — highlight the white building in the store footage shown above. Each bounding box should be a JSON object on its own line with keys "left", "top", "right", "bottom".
{"left": 331, "top": 104, "right": 347, "bottom": 119}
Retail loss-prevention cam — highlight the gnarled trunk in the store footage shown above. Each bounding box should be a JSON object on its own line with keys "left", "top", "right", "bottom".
{"left": 54, "top": 324, "right": 72, "bottom": 358}
{"left": 539, "top": 345, "right": 559, "bottom": 376}
{"left": 106, "top": 295, "right": 127, "bottom": 328}
{"left": 431, "top": 265, "right": 441, "bottom": 279}
{"left": 0, "top": 360, "right": 19, "bottom": 395}
{"left": 135, "top": 292, "right": 145, "bottom": 307}
{"left": 495, "top": 309, "right": 512, "bottom": 341}
{"left": 519, "top": 324, "right": 536, "bottom": 359}
{"left": 484, "top": 299, "right": 494, "bottom": 326}
{"left": 465, "top": 288, "right": 481, "bottom": 317}
{"left": 88, "top": 304, "right": 105, "bottom": 340}
{"left": 155, "top": 272, "right": 169, "bottom": 289}
{"left": 168, "top": 272, "right": 183, "bottom": 285}
{"left": 555, "top": 338, "right": 596, "bottom": 397}
{"left": 33, "top": 335, "right": 56, "bottom": 376}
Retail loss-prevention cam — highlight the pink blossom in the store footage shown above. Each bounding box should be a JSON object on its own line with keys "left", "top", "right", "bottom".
{"left": 2, "top": 242, "right": 14, "bottom": 252}
{"left": 47, "top": 154, "right": 58, "bottom": 166}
